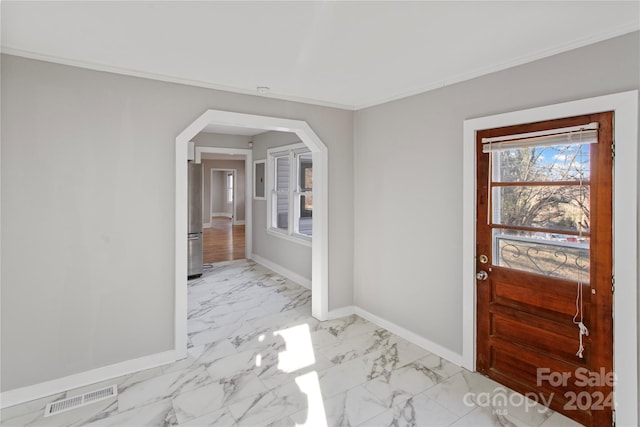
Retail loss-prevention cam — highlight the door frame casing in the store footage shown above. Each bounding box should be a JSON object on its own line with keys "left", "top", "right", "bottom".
{"left": 196, "top": 146, "right": 253, "bottom": 239}
{"left": 462, "top": 91, "right": 638, "bottom": 426}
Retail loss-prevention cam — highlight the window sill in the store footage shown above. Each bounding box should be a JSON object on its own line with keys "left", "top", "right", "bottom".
{"left": 266, "top": 228, "right": 312, "bottom": 248}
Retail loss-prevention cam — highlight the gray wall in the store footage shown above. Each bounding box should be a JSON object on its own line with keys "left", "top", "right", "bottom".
{"left": 252, "top": 131, "right": 312, "bottom": 280}
{"left": 201, "top": 160, "right": 245, "bottom": 222}
{"left": 211, "top": 171, "right": 227, "bottom": 215}
{"left": 0, "top": 54, "right": 354, "bottom": 392}
{"left": 354, "top": 31, "right": 639, "bottom": 360}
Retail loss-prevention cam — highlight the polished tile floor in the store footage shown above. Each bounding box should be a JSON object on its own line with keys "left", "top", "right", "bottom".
{"left": 1, "top": 259, "right": 582, "bottom": 426}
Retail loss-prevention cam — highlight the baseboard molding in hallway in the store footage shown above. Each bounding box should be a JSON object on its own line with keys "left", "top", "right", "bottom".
{"left": 249, "top": 253, "right": 312, "bottom": 290}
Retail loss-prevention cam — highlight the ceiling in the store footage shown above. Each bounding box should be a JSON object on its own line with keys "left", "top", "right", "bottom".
{"left": 1, "top": 1, "right": 638, "bottom": 110}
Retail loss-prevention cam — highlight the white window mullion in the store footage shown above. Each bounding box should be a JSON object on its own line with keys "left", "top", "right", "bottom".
{"left": 288, "top": 150, "right": 296, "bottom": 236}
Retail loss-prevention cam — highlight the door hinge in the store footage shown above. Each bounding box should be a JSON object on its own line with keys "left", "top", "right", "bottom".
{"left": 612, "top": 408, "right": 616, "bottom": 426}
{"left": 612, "top": 275, "right": 615, "bottom": 294}
{"left": 612, "top": 141, "right": 615, "bottom": 159}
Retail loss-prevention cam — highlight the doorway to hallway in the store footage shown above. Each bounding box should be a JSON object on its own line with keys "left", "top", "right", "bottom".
{"left": 204, "top": 216, "right": 246, "bottom": 263}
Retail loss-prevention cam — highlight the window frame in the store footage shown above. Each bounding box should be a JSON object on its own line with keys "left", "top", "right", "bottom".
{"left": 226, "top": 172, "right": 234, "bottom": 203}
{"left": 294, "top": 151, "right": 313, "bottom": 237}
{"left": 266, "top": 142, "right": 312, "bottom": 246}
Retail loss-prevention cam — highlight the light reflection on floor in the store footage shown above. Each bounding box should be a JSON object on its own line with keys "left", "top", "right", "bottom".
{"left": 295, "top": 371, "right": 328, "bottom": 427}
{"left": 275, "top": 324, "right": 316, "bottom": 373}
{"left": 273, "top": 323, "right": 327, "bottom": 426}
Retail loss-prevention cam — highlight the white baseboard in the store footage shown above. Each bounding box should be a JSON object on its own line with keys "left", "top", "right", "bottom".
{"left": 323, "top": 304, "right": 463, "bottom": 367}
{"left": 0, "top": 350, "right": 177, "bottom": 409}
{"left": 234, "top": 220, "right": 246, "bottom": 225}
{"left": 250, "top": 253, "right": 311, "bottom": 290}
{"left": 203, "top": 222, "right": 212, "bottom": 228}
{"left": 211, "top": 212, "right": 232, "bottom": 218}
{"left": 326, "top": 305, "right": 357, "bottom": 320}
{"left": 353, "top": 307, "right": 464, "bottom": 367}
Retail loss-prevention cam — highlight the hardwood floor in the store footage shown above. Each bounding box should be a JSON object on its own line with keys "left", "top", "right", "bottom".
{"left": 203, "top": 217, "right": 245, "bottom": 263}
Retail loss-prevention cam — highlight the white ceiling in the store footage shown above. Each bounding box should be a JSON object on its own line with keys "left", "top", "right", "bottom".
{"left": 2, "top": 1, "right": 638, "bottom": 110}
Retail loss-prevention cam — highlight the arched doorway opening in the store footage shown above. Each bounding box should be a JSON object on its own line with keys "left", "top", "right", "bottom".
{"left": 174, "top": 110, "right": 329, "bottom": 358}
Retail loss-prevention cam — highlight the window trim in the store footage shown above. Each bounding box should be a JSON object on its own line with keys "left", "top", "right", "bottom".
{"left": 226, "top": 172, "right": 234, "bottom": 203}
{"left": 267, "top": 142, "right": 312, "bottom": 245}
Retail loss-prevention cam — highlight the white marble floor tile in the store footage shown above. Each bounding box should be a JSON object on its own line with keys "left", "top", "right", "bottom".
{"left": 0, "top": 407, "right": 44, "bottom": 427}
{"left": 225, "top": 323, "right": 281, "bottom": 353}
{"left": 313, "top": 314, "right": 379, "bottom": 341}
{"left": 306, "top": 384, "right": 390, "bottom": 427}
{"left": 171, "top": 384, "right": 229, "bottom": 424}
{"left": 316, "top": 357, "right": 370, "bottom": 398}
{"left": 189, "top": 322, "right": 246, "bottom": 348}
{"left": 229, "top": 312, "right": 317, "bottom": 353}
{"left": 117, "top": 366, "right": 213, "bottom": 412}
{"left": 84, "top": 398, "right": 176, "bottom": 426}
{"left": 384, "top": 335, "right": 431, "bottom": 367}
{"left": 260, "top": 290, "right": 312, "bottom": 313}
{"left": 318, "top": 328, "right": 391, "bottom": 365}
{"left": 0, "top": 392, "right": 66, "bottom": 426}
{"left": 172, "top": 372, "right": 267, "bottom": 424}
{"left": 354, "top": 335, "right": 431, "bottom": 383}
{"left": 360, "top": 393, "right": 460, "bottom": 427}
{"left": 164, "top": 340, "right": 238, "bottom": 375}
{"left": 216, "top": 305, "right": 270, "bottom": 327}
{"left": 226, "top": 380, "right": 309, "bottom": 427}
{"left": 421, "top": 371, "right": 481, "bottom": 418}
{"left": 362, "top": 359, "right": 445, "bottom": 409}
{"left": 266, "top": 416, "right": 296, "bottom": 427}
{"left": 308, "top": 328, "right": 343, "bottom": 351}
{"left": 226, "top": 391, "right": 281, "bottom": 426}
{"left": 404, "top": 352, "right": 463, "bottom": 381}
{"left": 448, "top": 406, "right": 528, "bottom": 427}
{"left": 247, "top": 309, "right": 316, "bottom": 333}
{"left": 175, "top": 407, "right": 236, "bottom": 427}
{"left": 503, "top": 389, "right": 554, "bottom": 427}
{"left": 205, "top": 348, "right": 258, "bottom": 381}
{"left": 538, "top": 412, "right": 584, "bottom": 427}
{"left": 187, "top": 315, "right": 218, "bottom": 335}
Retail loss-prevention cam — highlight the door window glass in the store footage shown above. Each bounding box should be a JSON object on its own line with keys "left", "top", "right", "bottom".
{"left": 489, "top": 141, "right": 591, "bottom": 282}
{"left": 493, "top": 228, "right": 590, "bottom": 282}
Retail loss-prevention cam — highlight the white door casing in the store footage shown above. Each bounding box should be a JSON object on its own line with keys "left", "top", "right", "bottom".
{"left": 462, "top": 91, "right": 638, "bottom": 426}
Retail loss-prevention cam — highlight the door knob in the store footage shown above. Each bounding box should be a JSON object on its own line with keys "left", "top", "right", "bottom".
{"left": 476, "top": 271, "right": 488, "bottom": 281}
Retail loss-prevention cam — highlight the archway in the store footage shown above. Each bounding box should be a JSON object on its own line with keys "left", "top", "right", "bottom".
{"left": 174, "top": 110, "right": 329, "bottom": 359}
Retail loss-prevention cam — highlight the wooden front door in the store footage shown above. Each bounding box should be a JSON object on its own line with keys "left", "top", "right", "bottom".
{"left": 475, "top": 112, "right": 614, "bottom": 426}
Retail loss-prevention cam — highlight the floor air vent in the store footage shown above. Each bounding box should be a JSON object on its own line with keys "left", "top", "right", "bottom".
{"left": 44, "top": 385, "right": 117, "bottom": 417}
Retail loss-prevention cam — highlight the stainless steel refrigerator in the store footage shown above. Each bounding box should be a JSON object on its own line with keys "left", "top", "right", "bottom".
{"left": 188, "top": 162, "right": 203, "bottom": 278}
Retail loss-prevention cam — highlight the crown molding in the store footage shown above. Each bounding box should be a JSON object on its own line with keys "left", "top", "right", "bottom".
{"left": 0, "top": 46, "right": 356, "bottom": 111}
{"left": 353, "top": 22, "right": 640, "bottom": 110}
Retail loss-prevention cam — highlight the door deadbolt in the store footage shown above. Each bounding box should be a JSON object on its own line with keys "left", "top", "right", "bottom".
{"left": 479, "top": 254, "right": 488, "bottom": 264}
{"left": 476, "top": 271, "right": 488, "bottom": 281}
